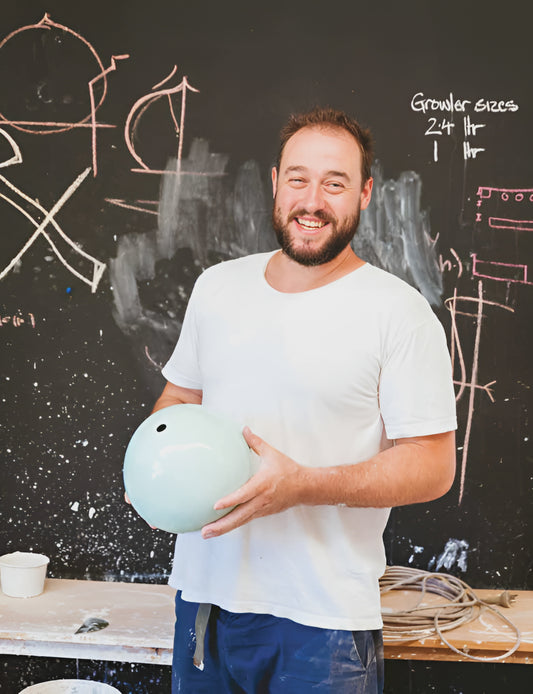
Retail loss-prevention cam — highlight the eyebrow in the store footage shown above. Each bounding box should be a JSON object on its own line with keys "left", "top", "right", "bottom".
{"left": 284, "top": 165, "right": 351, "bottom": 181}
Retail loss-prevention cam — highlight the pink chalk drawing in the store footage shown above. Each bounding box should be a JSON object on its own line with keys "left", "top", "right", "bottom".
{"left": 124, "top": 68, "right": 199, "bottom": 175}
{"left": 471, "top": 253, "right": 533, "bottom": 287}
{"left": 88, "top": 54, "right": 129, "bottom": 175}
{"left": 0, "top": 129, "right": 105, "bottom": 292}
{"left": 105, "top": 199, "right": 159, "bottom": 216}
{"left": 487, "top": 217, "right": 533, "bottom": 232}
{"left": 476, "top": 186, "right": 533, "bottom": 228}
{"left": 0, "top": 311, "right": 36, "bottom": 328}
{"left": 476, "top": 186, "right": 533, "bottom": 203}
{"left": 445, "top": 281, "right": 514, "bottom": 504}
{"left": 0, "top": 14, "right": 128, "bottom": 175}
{"left": 108, "top": 68, "right": 223, "bottom": 214}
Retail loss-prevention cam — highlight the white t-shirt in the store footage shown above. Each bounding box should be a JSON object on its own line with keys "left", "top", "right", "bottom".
{"left": 162, "top": 251, "right": 457, "bottom": 630}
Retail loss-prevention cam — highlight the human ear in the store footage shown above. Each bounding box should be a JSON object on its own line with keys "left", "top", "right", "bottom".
{"left": 271, "top": 166, "right": 278, "bottom": 198}
{"left": 360, "top": 177, "right": 373, "bottom": 210}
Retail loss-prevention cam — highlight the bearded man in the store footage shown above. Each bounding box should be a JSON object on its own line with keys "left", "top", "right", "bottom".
{"left": 146, "top": 107, "right": 457, "bottom": 693}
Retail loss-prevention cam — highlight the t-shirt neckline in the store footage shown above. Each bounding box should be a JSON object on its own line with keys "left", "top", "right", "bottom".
{"left": 261, "top": 250, "right": 370, "bottom": 296}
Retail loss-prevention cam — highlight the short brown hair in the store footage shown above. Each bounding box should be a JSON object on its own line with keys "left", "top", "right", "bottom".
{"left": 276, "top": 107, "right": 374, "bottom": 183}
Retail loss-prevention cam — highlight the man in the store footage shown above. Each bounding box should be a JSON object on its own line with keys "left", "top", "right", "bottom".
{"left": 153, "top": 108, "right": 457, "bottom": 692}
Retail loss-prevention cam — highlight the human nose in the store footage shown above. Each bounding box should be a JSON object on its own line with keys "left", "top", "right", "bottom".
{"left": 301, "top": 181, "right": 325, "bottom": 212}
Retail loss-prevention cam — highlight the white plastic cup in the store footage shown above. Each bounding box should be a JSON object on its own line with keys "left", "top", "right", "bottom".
{"left": 19, "top": 681, "right": 122, "bottom": 693}
{"left": 0, "top": 551, "right": 50, "bottom": 598}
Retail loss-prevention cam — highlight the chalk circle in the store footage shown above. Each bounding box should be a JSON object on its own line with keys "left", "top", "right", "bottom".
{"left": 18, "top": 681, "right": 121, "bottom": 693}
{"left": 0, "top": 14, "right": 107, "bottom": 133}
{"left": 514, "top": 193, "right": 524, "bottom": 202}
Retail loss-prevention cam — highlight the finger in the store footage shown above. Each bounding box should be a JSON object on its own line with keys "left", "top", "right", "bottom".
{"left": 202, "top": 502, "right": 256, "bottom": 539}
{"left": 213, "top": 473, "right": 263, "bottom": 510}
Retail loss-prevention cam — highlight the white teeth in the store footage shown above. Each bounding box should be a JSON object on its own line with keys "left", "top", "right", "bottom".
{"left": 296, "top": 218, "right": 326, "bottom": 229}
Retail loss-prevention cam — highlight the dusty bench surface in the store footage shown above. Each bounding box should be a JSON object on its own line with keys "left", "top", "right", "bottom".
{"left": 1, "top": 579, "right": 531, "bottom": 666}
{"left": 0, "top": 578, "right": 175, "bottom": 664}
{"left": 381, "top": 588, "right": 533, "bottom": 664}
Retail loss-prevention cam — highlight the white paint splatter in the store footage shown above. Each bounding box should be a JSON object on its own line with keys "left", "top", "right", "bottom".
{"left": 431, "top": 538, "right": 469, "bottom": 572}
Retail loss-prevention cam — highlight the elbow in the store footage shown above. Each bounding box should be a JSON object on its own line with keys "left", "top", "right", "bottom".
{"left": 434, "top": 464, "right": 456, "bottom": 499}
{"left": 428, "top": 449, "right": 457, "bottom": 501}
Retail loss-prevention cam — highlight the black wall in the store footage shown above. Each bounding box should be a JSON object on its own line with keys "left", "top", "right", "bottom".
{"left": 0, "top": 1, "right": 531, "bottom": 691}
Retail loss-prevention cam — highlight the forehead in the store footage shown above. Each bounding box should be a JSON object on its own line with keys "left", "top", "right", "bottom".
{"left": 280, "top": 126, "right": 362, "bottom": 178}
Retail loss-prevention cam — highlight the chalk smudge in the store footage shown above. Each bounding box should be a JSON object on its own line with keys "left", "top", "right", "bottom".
{"left": 355, "top": 162, "right": 443, "bottom": 306}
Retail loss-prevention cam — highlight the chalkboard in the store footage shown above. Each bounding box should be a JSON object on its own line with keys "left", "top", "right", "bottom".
{"left": 1, "top": 0, "right": 531, "bottom": 602}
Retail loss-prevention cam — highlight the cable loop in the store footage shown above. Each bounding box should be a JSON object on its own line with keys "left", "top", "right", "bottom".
{"left": 379, "top": 566, "right": 521, "bottom": 662}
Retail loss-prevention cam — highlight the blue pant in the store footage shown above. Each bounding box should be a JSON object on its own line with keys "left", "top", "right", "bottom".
{"left": 172, "top": 591, "right": 384, "bottom": 693}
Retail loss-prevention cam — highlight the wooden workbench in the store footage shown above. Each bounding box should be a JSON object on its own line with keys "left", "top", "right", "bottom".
{"left": 0, "top": 579, "right": 175, "bottom": 664}
{"left": 0, "top": 580, "right": 530, "bottom": 665}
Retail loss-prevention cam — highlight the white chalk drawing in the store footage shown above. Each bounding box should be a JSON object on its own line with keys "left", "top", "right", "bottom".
{"left": 0, "top": 15, "right": 132, "bottom": 291}
{"left": 0, "top": 134, "right": 104, "bottom": 291}
{"left": 439, "top": 247, "right": 464, "bottom": 278}
{"left": 0, "top": 127, "right": 22, "bottom": 169}
{"left": 410, "top": 92, "right": 519, "bottom": 163}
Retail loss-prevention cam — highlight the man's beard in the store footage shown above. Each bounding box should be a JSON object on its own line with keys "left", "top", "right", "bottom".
{"left": 271, "top": 205, "right": 361, "bottom": 267}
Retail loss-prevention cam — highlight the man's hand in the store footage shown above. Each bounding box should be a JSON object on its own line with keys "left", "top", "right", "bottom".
{"left": 201, "top": 427, "right": 305, "bottom": 539}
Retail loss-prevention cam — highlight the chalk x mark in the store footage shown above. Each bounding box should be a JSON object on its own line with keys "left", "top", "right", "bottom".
{"left": 0, "top": 166, "right": 105, "bottom": 292}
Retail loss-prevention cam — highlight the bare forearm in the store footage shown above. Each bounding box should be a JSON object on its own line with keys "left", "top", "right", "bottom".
{"left": 297, "top": 432, "right": 456, "bottom": 508}
{"left": 152, "top": 381, "right": 202, "bottom": 413}
{"left": 202, "top": 429, "right": 456, "bottom": 538}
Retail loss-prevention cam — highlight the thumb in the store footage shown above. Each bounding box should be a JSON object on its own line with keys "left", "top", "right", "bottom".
{"left": 242, "top": 426, "right": 266, "bottom": 456}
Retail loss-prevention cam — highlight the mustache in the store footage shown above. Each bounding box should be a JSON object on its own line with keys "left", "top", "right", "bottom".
{"left": 288, "top": 209, "right": 336, "bottom": 225}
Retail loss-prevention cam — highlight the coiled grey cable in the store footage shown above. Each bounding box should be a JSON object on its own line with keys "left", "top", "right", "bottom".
{"left": 379, "top": 565, "right": 521, "bottom": 662}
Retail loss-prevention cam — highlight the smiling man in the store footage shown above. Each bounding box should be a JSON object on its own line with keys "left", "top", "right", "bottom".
{"left": 271, "top": 120, "right": 372, "bottom": 271}
{"left": 149, "top": 107, "right": 457, "bottom": 693}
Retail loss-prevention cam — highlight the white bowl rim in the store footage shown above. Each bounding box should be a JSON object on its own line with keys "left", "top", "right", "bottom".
{"left": 0, "top": 551, "right": 50, "bottom": 568}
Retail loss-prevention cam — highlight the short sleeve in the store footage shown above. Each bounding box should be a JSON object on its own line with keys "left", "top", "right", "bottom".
{"left": 379, "top": 316, "right": 457, "bottom": 439}
{"left": 161, "top": 280, "right": 203, "bottom": 390}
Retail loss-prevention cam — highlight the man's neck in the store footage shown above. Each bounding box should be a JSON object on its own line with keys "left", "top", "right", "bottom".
{"left": 265, "top": 247, "right": 365, "bottom": 293}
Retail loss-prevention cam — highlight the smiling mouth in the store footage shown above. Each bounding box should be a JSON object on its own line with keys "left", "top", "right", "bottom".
{"left": 295, "top": 217, "right": 328, "bottom": 231}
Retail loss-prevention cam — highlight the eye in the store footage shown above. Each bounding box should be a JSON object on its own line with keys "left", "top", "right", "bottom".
{"left": 288, "top": 177, "right": 306, "bottom": 188}
{"left": 325, "top": 181, "right": 345, "bottom": 192}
